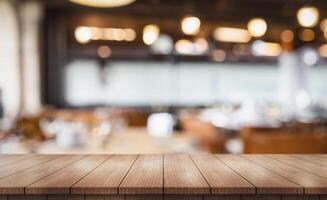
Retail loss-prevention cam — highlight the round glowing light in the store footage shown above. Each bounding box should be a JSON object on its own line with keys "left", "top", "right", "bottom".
{"left": 90, "top": 27, "right": 103, "bottom": 40}
{"left": 212, "top": 49, "right": 226, "bottom": 62}
{"left": 175, "top": 39, "right": 194, "bottom": 54}
{"left": 97, "top": 45, "right": 111, "bottom": 58}
{"left": 299, "top": 29, "right": 315, "bottom": 41}
{"left": 301, "top": 48, "right": 319, "bottom": 66}
{"left": 75, "top": 26, "right": 92, "bottom": 44}
{"left": 181, "top": 16, "right": 201, "bottom": 35}
{"left": 319, "top": 44, "right": 327, "bottom": 57}
{"left": 247, "top": 18, "right": 267, "bottom": 37}
{"left": 143, "top": 24, "right": 160, "bottom": 45}
{"left": 320, "top": 19, "right": 327, "bottom": 32}
{"left": 281, "top": 30, "right": 294, "bottom": 43}
{"left": 69, "top": 0, "right": 135, "bottom": 8}
{"left": 194, "top": 38, "right": 208, "bottom": 53}
{"left": 297, "top": 6, "right": 319, "bottom": 28}
{"left": 251, "top": 40, "right": 282, "bottom": 57}
{"left": 124, "top": 28, "right": 136, "bottom": 41}
{"left": 151, "top": 34, "right": 173, "bottom": 54}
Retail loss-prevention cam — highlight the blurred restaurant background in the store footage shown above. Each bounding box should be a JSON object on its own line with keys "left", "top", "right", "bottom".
{"left": 1, "top": 0, "right": 327, "bottom": 154}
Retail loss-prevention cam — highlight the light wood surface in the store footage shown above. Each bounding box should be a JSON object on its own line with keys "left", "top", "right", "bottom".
{"left": 216, "top": 155, "right": 302, "bottom": 194}
{"left": 119, "top": 155, "right": 163, "bottom": 194}
{"left": 164, "top": 154, "right": 210, "bottom": 194}
{"left": 0, "top": 154, "right": 326, "bottom": 199}
{"left": 72, "top": 155, "right": 138, "bottom": 194}
{"left": 244, "top": 155, "right": 327, "bottom": 194}
{"left": 190, "top": 154, "right": 255, "bottom": 194}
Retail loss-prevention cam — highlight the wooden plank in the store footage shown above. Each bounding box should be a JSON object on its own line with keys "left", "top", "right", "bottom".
{"left": 85, "top": 195, "right": 124, "bottom": 200}
{"left": 47, "top": 195, "right": 84, "bottom": 200}
{"left": 281, "top": 195, "right": 319, "bottom": 200}
{"left": 0, "top": 155, "right": 34, "bottom": 167}
{"left": 203, "top": 195, "right": 241, "bottom": 200}
{"left": 242, "top": 195, "right": 281, "bottom": 200}
{"left": 244, "top": 155, "right": 327, "bottom": 194}
{"left": 0, "top": 155, "right": 60, "bottom": 179}
{"left": 164, "top": 195, "right": 202, "bottom": 200}
{"left": 7, "top": 195, "right": 46, "bottom": 200}
{"left": 216, "top": 155, "right": 302, "bottom": 195}
{"left": 190, "top": 154, "right": 255, "bottom": 194}
{"left": 126, "top": 195, "right": 163, "bottom": 200}
{"left": 290, "top": 155, "right": 327, "bottom": 167}
{"left": 119, "top": 155, "right": 163, "bottom": 194}
{"left": 268, "top": 155, "right": 327, "bottom": 179}
{"left": 0, "top": 155, "right": 85, "bottom": 194}
{"left": 164, "top": 154, "right": 210, "bottom": 195}
{"left": 72, "top": 155, "right": 138, "bottom": 194}
{"left": 26, "top": 155, "right": 111, "bottom": 194}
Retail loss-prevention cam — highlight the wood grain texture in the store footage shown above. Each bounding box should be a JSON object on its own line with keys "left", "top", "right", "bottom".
{"left": 190, "top": 154, "right": 255, "bottom": 194}
{"left": 72, "top": 155, "right": 138, "bottom": 195}
{"left": 244, "top": 155, "right": 327, "bottom": 194}
{"left": 164, "top": 195, "right": 202, "bottom": 200}
{"left": 242, "top": 195, "right": 281, "bottom": 200}
{"left": 203, "top": 195, "right": 241, "bottom": 200}
{"left": 216, "top": 155, "right": 302, "bottom": 195}
{"left": 0, "top": 155, "right": 85, "bottom": 194}
{"left": 0, "top": 155, "right": 34, "bottom": 168}
{"left": 281, "top": 195, "right": 319, "bottom": 200}
{"left": 125, "top": 195, "right": 163, "bottom": 200}
{"left": 85, "top": 195, "right": 124, "bottom": 200}
{"left": 164, "top": 154, "right": 210, "bottom": 195}
{"left": 268, "top": 155, "right": 327, "bottom": 179}
{"left": 119, "top": 155, "right": 163, "bottom": 194}
{"left": 290, "top": 155, "right": 327, "bottom": 166}
{"left": 26, "top": 155, "right": 111, "bottom": 194}
{"left": 47, "top": 195, "right": 84, "bottom": 200}
{"left": 0, "top": 155, "right": 59, "bottom": 179}
{"left": 7, "top": 195, "right": 46, "bottom": 200}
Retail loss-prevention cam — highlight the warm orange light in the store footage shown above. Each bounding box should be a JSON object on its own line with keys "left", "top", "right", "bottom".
{"left": 181, "top": 16, "right": 201, "bottom": 35}
{"left": 143, "top": 24, "right": 160, "bottom": 45}
{"left": 281, "top": 30, "right": 294, "bottom": 43}
{"left": 69, "top": 0, "right": 135, "bottom": 8}
{"left": 214, "top": 27, "right": 251, "bottom": 43}
{"left": 299, "top": 29, "right": 315, "bottom": 41}
{"left": 247, "top": 18, "right": 267, "bottom": 37}
{"left": 297, "top": 6, "right": 319, "bottom": 28}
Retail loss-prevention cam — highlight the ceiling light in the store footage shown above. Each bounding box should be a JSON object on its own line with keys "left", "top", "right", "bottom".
{"left": 75, "top": 26, "right": 92, "bottom": 44}
{"left": 319, "top": 44, "right": 327, "bottom": 57}
{"left": 175, "top": 39, "right": 194, "bottom": 54}
{"left": 247, "top": 18, "right": 267, "bottom": 37}
{"left": 69, "top": 0, "right": 135, "bottom": 8}
{"left": 194, "top": 38, "right": 209, "bottom": 53}
{"left": 281, "top": 30, "right": 294, "bottom": 43}
{"left": 299, "top": 29, "right": 315, "bottom": 41}
{"left": 181, "top": 16, "right": 201, "bottom": 35}
{"left": 214, "top": 27, "right": 251, "bottom": 43}
{"left": 251, "top": 40, "right": 282, "bottom": 57}
{"left": 301, "top": 48, "right": 319, "bottom": 66}
{"left": 297, "top": 6, "right": 319, "bottom": 28}
{"left": 143, "top": 24, "right": 160, "bottom": 45}
{"left": 212, "top": 49, "right": 226, "bottom": 62}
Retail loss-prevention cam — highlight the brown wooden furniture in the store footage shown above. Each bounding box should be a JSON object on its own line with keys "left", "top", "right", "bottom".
{"left": 1, "top": 154, "right": 327, "bottom": 199}
{"left": 241, "top": 127, "right": 327, "bottom": 154}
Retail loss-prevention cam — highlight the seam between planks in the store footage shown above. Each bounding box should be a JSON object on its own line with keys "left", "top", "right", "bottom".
{"left": 289, "top": 155, "right": 327, "bottom": 166}
{"left": 266, "top": 155, "right": 327, "bottom": 182}
{"left": 0, "top": 155, "right": 63, "bottom": 182}
{"left": 68, "top": 155, "right": 113, "bottom": 194}
{"left": 188, "top": 154, "right": 212, "bottom": 194}
{"left": 214, "top": 155, "right": 258, "bottom": 194}
{"left": 24, "top": 155, "right": 89, "bottom": 194}
{"left": 242, "top": 155, "right": 304, "bottom": 195}
{"left": 0, "top": 154, "right": 36, "bottom": 168}
{"left": 117, "top": 154, "right": 139, "bottom": 195}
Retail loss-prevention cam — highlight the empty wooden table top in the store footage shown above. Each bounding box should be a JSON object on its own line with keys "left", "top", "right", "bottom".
{"left": 0, "top": 154, "right": 327, "bottom": 196}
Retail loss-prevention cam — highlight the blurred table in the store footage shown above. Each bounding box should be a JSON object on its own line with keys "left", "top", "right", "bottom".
{"left": 1, "top": 128, "right": 203, "bottom": 154}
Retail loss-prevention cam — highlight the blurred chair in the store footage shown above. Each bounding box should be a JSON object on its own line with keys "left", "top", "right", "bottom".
{"left": 179, "top": 114, "right": 225, "bottom": 153}
{"left": 241, "top": 126, "right": 327, "bottom": 154}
